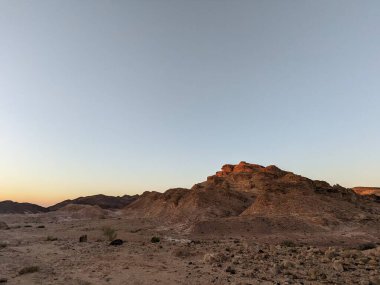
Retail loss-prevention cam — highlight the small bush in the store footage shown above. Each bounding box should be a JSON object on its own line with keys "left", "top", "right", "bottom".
{"left": 75, "top": 280, "right": 92, "bottom": 285}
{"left": 46, "top": 236, "right": 58, "bottom": 241}
{"left": 281, "top": 240, "right": 296, "bottom": 247}
{"left": 357, "top": 243, "right": 377, "bottom": 251}
{"left": 37, "top": 225, "right": 45, "bottom": 229}
{"left": 102, "top": 226, "right": 117, "bottom": 241}
{"left": 151, "top": 237, "right": 160, "bottom": 243}
{"left": 19, "top": 266, "right": 39, "bottom": 275}
{"left": 0, "top": 242, "right": 7, "bottom": 248}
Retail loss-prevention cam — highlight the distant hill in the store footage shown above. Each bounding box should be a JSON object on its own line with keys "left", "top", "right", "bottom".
{"left": 353, "top": 187, "right": 380, "bottom": 197}
{"left": 0, "top": 200, "right": 48, "bottom": 214}
{"left": 0, "top": 194, "right": 139, "bottom": 214}
{"left": 49, "top": 194, "right": 138, "bottom": 211}
{"left": 55, "top": 204, "right": 109, "bottom": 219}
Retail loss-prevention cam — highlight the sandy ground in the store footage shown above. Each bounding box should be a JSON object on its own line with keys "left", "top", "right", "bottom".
{"left": 0, "top": 213, "right": 379, "bottom": 285}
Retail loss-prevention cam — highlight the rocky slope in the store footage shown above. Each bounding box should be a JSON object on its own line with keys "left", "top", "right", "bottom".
{"left": 54, "top": 204, "right": 109, "bottom": 219}
{"left": 124, "top": 162, "right": 380, "bottom": 231}
{"left": 49, "top": 194, "right": 138, "bottom": 211}
{"left": 0, "top": 200, "right": 48, "bottom": 214}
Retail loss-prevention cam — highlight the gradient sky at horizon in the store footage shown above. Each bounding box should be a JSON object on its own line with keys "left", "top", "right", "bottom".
{"left": 1, "top": 0, "right": 379, "bottom": 206}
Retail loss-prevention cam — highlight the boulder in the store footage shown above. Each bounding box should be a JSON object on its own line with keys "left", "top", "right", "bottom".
{"left": 79, "top": 235, "right": 87, "bottom": 243}
{"left": 110, "top": 239, "right": 123, "bottom": 246}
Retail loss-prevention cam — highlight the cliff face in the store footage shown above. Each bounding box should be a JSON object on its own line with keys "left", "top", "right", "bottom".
{"left": 125, "top": 162, "right": 380, "bottom": 228}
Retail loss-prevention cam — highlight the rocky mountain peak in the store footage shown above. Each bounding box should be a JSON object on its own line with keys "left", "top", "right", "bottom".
{"left": 216, "top": 161, "right": 266, "bottom": 177}
{"left": 214, "top": 162, "right": 289, "bottom": 179}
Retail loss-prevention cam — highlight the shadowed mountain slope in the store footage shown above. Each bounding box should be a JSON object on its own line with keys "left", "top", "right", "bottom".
{"left": 0, "top": 200, "right": 48, "bottom": 214}
{"left": 49, "top": 194, "right": 138, "bottom": 211}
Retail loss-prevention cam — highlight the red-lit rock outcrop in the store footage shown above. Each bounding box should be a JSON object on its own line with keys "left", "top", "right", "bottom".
{"left": 125, "top": 162, "right": 380, "bottom": 230}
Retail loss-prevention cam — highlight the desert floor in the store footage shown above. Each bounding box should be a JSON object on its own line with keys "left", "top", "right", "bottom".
{"left": 0, "top": 213, "right": 379, "bottom": 285}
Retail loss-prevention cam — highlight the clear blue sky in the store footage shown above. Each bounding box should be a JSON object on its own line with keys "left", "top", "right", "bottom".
{"left": 1, "top": 0, "right": 379, "bottom": 205}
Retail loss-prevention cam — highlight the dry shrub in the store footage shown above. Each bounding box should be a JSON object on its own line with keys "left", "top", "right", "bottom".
{"left": 102, "top": 226, "right": 117, "bottom": 241}
{"left": 281, "top": 240, "right": 296, "bottom": 247}
{"left": 151, "top": 237, "right": 160, "bottom": 243}
{"left": 19, "top": 266, "right": 39, "bottom": 275}
{"left": 46, "top": 236, "right": 58, "bottom": 241}
{"left": 357, "top": 243, "right": 377, "bottom": 251}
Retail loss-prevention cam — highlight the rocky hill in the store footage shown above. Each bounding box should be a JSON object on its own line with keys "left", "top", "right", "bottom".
{"left": 0, "top": 200, "right": 48, "bottom": 214}
{"left": 49, "top": 194, "right": 138, "bottom": 211}
{"left": 353, "top": 187, "right": 380, "bottom": 197}
{"left": 124, "top": 162, "right": 380, "bottom": 233}
{"left": 54, "top": 204, "right": 109, "bottom": 219}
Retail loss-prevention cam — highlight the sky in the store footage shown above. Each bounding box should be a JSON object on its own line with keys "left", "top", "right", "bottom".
{"left": 0, "top": 0, "right": 379, "bottom": 206}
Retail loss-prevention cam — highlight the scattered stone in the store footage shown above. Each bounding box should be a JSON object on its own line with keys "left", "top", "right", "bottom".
{"left": 110, "top": 239, "right": 123, "bottom": 246}
{"left": 272, "top": 264, "right": 281, "bottom": 275}
{"left": 281, "top": 260, "right": 294, "bottom": 269}
{"left": 363, "top": 247, "right": 380, "bottom": 258}
{"left": 370, "top": 277, "right": 380, "bottom": 285}
{"left": 173, "top": 247, "right": 193, "bottom": 258}
{"left": 308, "top": 268, "right": 317, "bottom": 280}
{"left": 46, "top": 236, "right": 58, "bottom": 241}
{"left": 203, "top": 253, "right": 228, "bottom": 264}
{"left": 225, "top": 266, "right": 236, "bottom": 274}
{"left": 281, "top": 240, "right": 296, "bottom": 247}
{"left": 325, "top": 247, "right": 338, "bottom": 259}
{"left": 151, "top": 237, "right": 160, "bottom": 243}
{"left": 0, "top": 278, "right": 7, "bottom": 283}
{"left": 358, "top": 243, "right": 377, "bottom": 251}
{"left": 79, "top": 235, "right": 88, "bottom": 243}
{"left": 332, "top": 260, "right": 344, "bottom": 272}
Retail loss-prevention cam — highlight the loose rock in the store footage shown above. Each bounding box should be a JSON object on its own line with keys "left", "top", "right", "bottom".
{"left": 110, "top": 239, "right": 124, "bottom": 246}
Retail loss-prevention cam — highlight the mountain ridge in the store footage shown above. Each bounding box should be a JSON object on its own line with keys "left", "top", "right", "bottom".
{"left": 2, "top": 162, "right": 378, "bottom": 218}
{"left": 0, "top": 200, "right": 48, "bottom": 214}
{"left": 48, "top": 194, "right": 138, "bottom": 211}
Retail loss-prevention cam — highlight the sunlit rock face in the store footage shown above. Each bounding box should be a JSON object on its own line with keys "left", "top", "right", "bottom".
{"left": 124, "top": 162, "right": 380, "bottom": 230}
{"left": 215, "top": 162, "right": 265, "bottom": 177}
{"left": 353, "top": 187, "right": 380, "bottom": 197}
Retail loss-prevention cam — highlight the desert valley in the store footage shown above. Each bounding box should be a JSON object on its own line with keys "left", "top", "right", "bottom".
{"left": 0, "top": 162, "right": 379, "bottom": 285}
